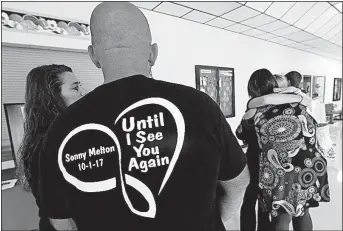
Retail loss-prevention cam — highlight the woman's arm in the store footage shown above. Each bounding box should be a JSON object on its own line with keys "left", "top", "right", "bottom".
{"left": 243, "top": 108, "right": 257, "bottom": 120}
{"left": 217, "top": 165, "right": 249, "bottom": 223}
{"left": 50, "top": 218, "right": 77, "bottom": 230}
{"left": 273, "top": 86, "right": 300, "bottom": 94}
{"left": 248, "top": 93, "right": 304, "bottom": 109}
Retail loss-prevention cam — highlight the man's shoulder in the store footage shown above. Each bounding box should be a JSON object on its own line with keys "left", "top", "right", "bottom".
{"left": 155, "top": 79, "right": 195, "bottom": 91}
{"left": 43, "top": 110, "right": 74, "bottom": 142}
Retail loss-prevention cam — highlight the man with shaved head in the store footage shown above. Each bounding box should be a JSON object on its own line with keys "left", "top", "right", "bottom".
{"left": 88, "top": 2, "right": 157, "bottom": 81}
{"left": 38, "top": 2, "right": 249, "bottom": 231}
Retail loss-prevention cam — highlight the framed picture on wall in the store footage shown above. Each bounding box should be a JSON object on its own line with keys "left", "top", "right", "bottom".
{"left": 333, "top": 78, "right": 342, "bottom": 101}
{"left": 195, "top": 66, "right": 218, "bottom": 103}
{"left": 218, "top": 68, "right": 235, "bottom": 118}
{"left": 195, "top": 65, "right": 235, "bottom": 118}
{"left": 4, "top": 103, "right": 25, "bottom": 166}
{"left": 300, "top": 75, "right": 312, "bottom": 97}
{"left": 312, "top": 76, "right": 326, "bottom": 103}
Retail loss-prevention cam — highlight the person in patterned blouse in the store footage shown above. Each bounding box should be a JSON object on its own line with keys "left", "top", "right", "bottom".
{"left": 237, "top": 69, "right": 330, "bottom": 231}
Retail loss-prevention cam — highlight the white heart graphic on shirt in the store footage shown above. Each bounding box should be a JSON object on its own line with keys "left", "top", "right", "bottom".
{"left": 58, "top": 97, "right": 185, "bottom": 218}
{"left": 58, "top": 123, "right": 119, "bottom": 192}
{"left": 114, "top": 98, "right": 185, "bottom": 218}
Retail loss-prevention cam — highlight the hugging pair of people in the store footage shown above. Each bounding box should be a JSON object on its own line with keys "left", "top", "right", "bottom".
{"left": 238, "top": 70, "right": 331, "bottom": 231}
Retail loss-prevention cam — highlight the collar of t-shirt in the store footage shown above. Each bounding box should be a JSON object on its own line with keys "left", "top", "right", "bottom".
{"left": 99, "top": 74, "right": 148, "bottom": 89}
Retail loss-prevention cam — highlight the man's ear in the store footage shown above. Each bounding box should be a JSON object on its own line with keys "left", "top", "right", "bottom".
{"left": 88, "top": 45, "right": 101, "bottom": 68}
{"left": 148, "top": 43, "right": 158, "bottom": 67}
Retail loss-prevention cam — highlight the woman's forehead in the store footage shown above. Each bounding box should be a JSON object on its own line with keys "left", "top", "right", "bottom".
{"left": 60, "top": 72, "right": 79, "bottom": 84}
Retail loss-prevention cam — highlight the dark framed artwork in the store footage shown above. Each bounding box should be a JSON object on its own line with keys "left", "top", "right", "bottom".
{"left": 300, "top": 75, "right": 312, "bottom": 97}
{"left": 333, "top": 78, "right": 342, "bottom": 101}
{"left": 4, "top": 103, "right": 25, "bottom": 166}
{"left": 195, "top": 65, "right": 235, "bottom": 118}
{"left": 312, "top": 76, "right": 326, "bottom": 103}
{"left": 195, "top": 66, "right": 218, "bottom": 103}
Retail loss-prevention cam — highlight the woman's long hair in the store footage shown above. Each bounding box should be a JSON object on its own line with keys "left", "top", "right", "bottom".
{"left": 17, "top": 64, "right": 72, "bottom": 190}
{"left": 247, "top": 68, "right": 277, "bottom": 98}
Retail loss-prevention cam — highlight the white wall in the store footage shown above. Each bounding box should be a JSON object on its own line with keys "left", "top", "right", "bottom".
{"left": 143, "top": 10, "right": 342, "bottom": 129}
{"left": 2, "top": 2, "right": 342, "bottom": 133}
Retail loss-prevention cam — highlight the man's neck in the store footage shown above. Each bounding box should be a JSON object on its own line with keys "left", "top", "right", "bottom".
{"left": 102, "top": 68, "right": 149, "bottom": 84}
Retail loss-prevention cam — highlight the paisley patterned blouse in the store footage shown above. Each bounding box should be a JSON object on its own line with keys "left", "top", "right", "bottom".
{"left": 238, "top": 103, "right": 330, "bottom": 218}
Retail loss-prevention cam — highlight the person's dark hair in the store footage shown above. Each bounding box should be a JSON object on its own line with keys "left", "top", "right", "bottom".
{"left": 17, "top": 64, "right": 72, "bottom": 190}
{"left": 248, "top": 68, "right": 278, "bottom": 98}
{"left": 285, "top": 71, "right": 302, "bottom": 88}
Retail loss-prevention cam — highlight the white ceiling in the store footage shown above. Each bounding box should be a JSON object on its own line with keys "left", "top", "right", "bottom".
{"left": 132, "top": 1, "right": 343, "bottom": 61}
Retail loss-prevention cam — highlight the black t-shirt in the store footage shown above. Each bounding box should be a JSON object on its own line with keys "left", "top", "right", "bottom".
{"left": 39, "top": 75, "right": 246, "bottom": 231}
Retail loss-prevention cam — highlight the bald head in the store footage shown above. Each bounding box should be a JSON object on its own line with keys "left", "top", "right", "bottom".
{"left": 88, "top": 2, "right": 158, "bottom": 83}
{"left": 90, "top": 2, "right": 151, "bottom": 49}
